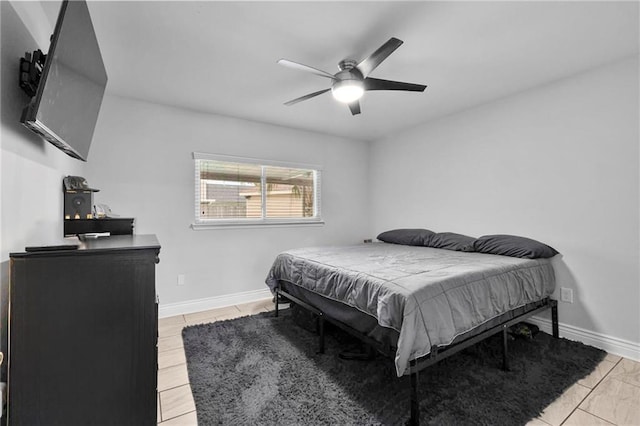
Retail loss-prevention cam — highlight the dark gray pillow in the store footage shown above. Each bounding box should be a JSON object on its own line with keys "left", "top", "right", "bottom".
{"left": 376, "top": 229, "right": 435, "bottom": 246}
{"left": 473, "top": 234, "right": 559, "bottom": 259}
{"left": 428, "top": 232, "right": 475, "bottom": 251}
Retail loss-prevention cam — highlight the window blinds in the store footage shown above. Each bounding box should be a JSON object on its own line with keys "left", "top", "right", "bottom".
{"left": 193, "top": 153, "right": 322, "bottom": 224}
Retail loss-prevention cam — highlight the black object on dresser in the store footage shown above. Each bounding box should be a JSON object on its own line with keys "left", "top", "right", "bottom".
{"left": 63, "top": 190, "right": 93, "bottom": 220}
{"left": 63, "top": 176, "right": 99, "bottom": 220}
{"left": 8, "top": 235, "right": 160, "bottom": 425}
{"left": 63, "top": 217, "right": 135, "bottom": 236}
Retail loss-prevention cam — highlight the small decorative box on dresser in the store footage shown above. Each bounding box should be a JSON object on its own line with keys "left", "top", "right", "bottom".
{"left": 8, "top": 234, "right": 160, "bottom": 425}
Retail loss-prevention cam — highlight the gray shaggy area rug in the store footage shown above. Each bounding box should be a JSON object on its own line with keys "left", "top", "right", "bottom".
{"left": 182, "top": 309, "right": 605, "bottom": 425}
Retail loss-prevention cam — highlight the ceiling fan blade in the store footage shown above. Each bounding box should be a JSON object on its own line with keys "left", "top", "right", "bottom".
{"left": 357, "top": 37, "right": 404, "bottom": 77}
{"left": 284, "top": 88, "right": 331, "bottom": 106}
{"left": 348, "top": 101, "right": 361, "bottom": 115}
{"left": 364, "top": 77, "right": 426, "bottom": 92}
{"left": 277, "top": 59, "right": 337, "bottom": 80}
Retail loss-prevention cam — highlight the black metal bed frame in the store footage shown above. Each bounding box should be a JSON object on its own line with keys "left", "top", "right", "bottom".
{"left": 274, "top": 281, "right": 559, "bottom": 426}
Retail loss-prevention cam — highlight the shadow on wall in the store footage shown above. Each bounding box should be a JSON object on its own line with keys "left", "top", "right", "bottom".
{"left": 549, "top": 255, "right": 600, "bottom": 333}
{"left": 1, "top": 1, "right": 48, "bottom": 156}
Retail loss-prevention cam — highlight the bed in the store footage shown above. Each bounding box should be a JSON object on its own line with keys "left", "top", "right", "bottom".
{"left": 265, "top": 233, "right": 559, "bottom": 425}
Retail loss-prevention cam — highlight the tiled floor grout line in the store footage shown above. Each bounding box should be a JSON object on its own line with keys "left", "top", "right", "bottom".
{"left": 558, "top": 386, "right": 596, "bottom": 425}
{"left": 579, "top": 409, "right": 617, "bottom": 425}
{"left": 158, "top": 381, "right": 190, "bottom": 394}
{"left": 559, "top": 357, "right": 623, "bottom": 425}
{"left": 160, "top": 409, "right": 197, "bottom": 424}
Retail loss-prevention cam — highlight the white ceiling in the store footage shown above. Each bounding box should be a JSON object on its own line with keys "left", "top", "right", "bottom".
{"left": 43, "top": 1, "right": 639, "bottom": 142}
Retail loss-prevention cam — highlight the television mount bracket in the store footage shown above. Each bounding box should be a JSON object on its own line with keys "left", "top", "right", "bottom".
{"left": 19, "top": 50, "right": 47, "bottom": 98}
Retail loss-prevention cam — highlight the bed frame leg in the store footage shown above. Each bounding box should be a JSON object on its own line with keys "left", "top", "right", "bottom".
{"left": 502, "top": 326, "right": 510, "bottom": 371}
{"left": 551, "top": 299, "right": 559, "bottom": 338}
{"left": 317, "top": 314, "right": 325, "bottom": 354}
{"left": 409, "top": 361, "right": 419, "bottom": 426}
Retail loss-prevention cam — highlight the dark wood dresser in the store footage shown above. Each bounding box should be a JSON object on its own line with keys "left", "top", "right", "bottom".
{"left": 8, "top": 234, "right": 160, "bottom": 425}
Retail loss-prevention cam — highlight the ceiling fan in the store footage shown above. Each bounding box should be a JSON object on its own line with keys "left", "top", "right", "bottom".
{"left": 278, "top": 37, "right": 426, "bottom": 115}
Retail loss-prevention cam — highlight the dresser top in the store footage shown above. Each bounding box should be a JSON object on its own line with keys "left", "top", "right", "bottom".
{"left": 11, "top": 234, "right": 160, "bottom": 258}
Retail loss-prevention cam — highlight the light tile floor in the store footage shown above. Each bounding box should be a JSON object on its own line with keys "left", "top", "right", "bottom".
{"left": 157, "top": 299, "right": 640, "bottom": 425}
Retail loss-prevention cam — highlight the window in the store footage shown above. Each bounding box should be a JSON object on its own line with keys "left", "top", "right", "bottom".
{"left": 193, "top": 153, "right": 322, "bottom": 228}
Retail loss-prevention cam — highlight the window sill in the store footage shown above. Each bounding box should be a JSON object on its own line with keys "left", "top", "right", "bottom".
{"left": 191, "top": 220, "right": 325, "bottom": 230}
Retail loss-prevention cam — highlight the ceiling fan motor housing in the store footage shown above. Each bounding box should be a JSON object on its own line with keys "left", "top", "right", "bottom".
{"left": 338, "top": 59, "right": 359, "bottom": 71}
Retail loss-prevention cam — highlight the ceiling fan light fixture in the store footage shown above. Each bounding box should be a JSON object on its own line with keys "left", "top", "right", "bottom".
{"left": 331, "top": 79, "right": 364, "bottom": 103}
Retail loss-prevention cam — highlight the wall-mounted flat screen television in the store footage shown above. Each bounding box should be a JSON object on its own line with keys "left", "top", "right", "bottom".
{"left": 20, "top": 0, "right": 107, "bottom": 162}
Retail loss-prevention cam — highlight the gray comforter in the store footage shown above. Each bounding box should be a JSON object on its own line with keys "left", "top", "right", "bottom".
{"left": 265, "top": 243, "right": 556, "bottom": 376}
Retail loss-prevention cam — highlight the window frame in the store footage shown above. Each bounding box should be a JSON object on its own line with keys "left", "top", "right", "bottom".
{"left": 191, "top": 152, "right": 324, "bottom": 229}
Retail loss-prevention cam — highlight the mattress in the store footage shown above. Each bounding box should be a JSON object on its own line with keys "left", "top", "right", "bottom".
{"left": 265, "top": 243, "right": 556, "bottom": 376}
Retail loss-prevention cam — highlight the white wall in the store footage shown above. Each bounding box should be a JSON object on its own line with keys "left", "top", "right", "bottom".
{"left": 85, "top": 95, "right": 370, "bottom": 310}
{"left": 1, "top": 1, "right": 86, "bottom": 378}
{"left": 370, "top": 57, "right": 640, "bottom": 350}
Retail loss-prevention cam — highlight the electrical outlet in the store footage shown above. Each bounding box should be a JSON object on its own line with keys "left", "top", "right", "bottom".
{"left": 560, "top": 287, "right": 573, "bottom": 303}
{"left": 177, "top": 274, "right": 186, "bottom": 286}
{"left": 363, "top": 239, "right": 373, "bottom": 244}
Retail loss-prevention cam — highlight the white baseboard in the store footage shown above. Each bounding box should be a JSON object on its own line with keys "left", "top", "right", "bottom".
{"left": 528, "top": 316, "right": 640, "bottom": 362}
{"left": 159, "top": 288, "right": 272, "bottom": 318}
